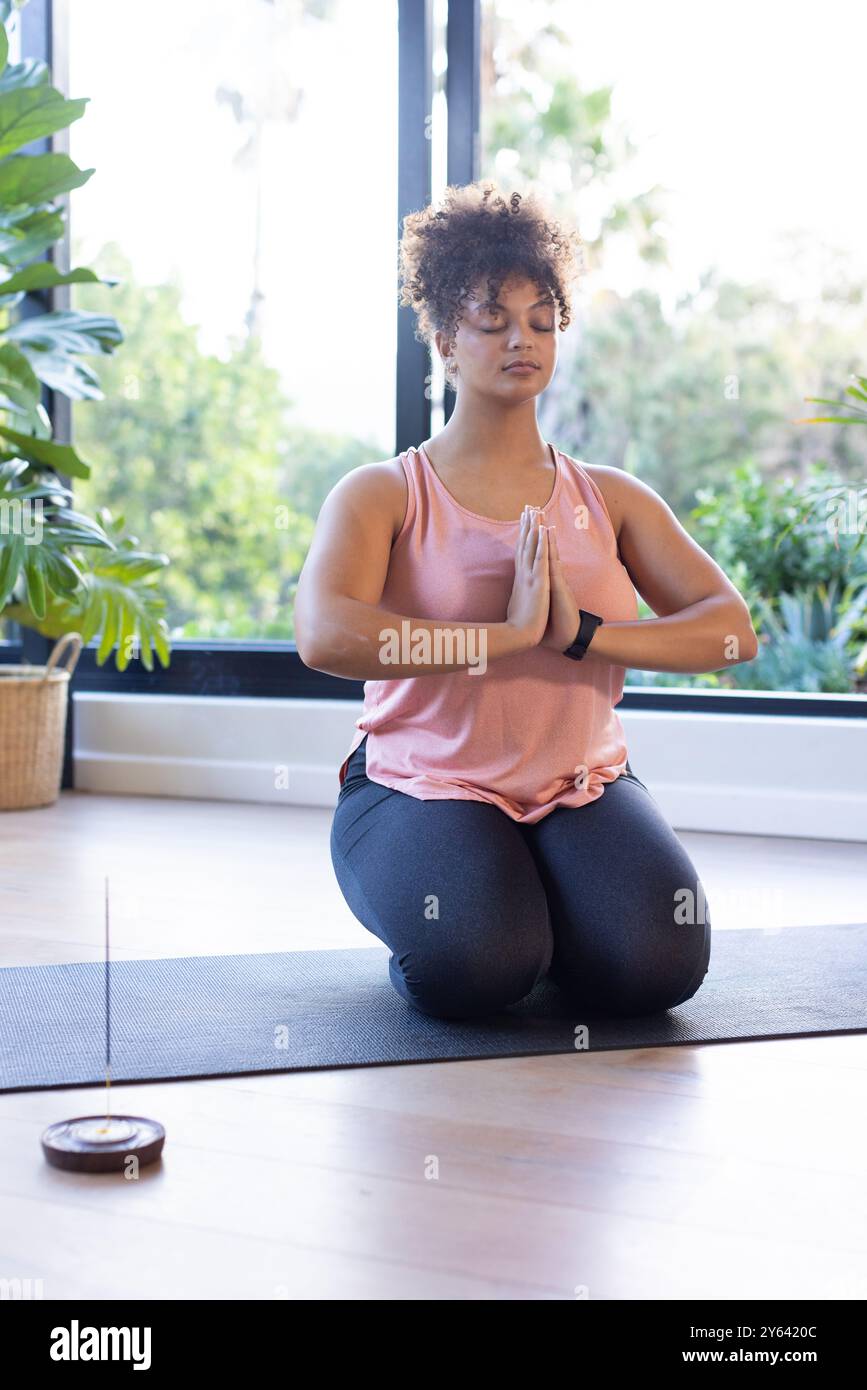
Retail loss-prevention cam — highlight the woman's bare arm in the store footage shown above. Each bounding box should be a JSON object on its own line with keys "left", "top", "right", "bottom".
{"left": 293, "top": 462, "right": 550, "bottom": 680}
{"left": 583, "top": 468, "right": 759, "bottom": 674}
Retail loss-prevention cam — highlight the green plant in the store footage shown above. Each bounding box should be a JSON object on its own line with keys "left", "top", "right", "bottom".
{"left": 775, "top": 370, "right": 867, "bottom": 556}
{"left": 730, "top": 582, "right": 867, "bottom": 692}
{"left": 0, "top": 0, "right": 169, "bottom": 670}
{"left": 690, "top": 459, "right": 862, "bottom": 600}
{"left": 678, "top": 461, "right": 867, "bottom": 693}
{"left": 796, "top": 371, "right": 867, "bottom": 429}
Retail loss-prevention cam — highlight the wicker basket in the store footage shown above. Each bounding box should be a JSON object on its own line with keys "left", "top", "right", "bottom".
{"left": 0, "top": 632, "right": 83, "bottom": 811}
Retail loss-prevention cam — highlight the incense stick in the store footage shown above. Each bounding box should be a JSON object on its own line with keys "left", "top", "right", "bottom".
{"left": 105, "top": 874, "right": 111, "bottom": 1121}
{"left": 40, "top": 873, "right": 166, "bottom": 1171}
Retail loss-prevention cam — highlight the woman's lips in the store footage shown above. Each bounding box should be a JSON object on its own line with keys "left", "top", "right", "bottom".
{"left": 504, "top": 364, "right": 539, "bottom": 374}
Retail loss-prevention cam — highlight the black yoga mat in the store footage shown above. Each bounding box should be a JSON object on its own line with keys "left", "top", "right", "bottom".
{"left": 2, "top": 923, "right": 866, "bottom": 1093}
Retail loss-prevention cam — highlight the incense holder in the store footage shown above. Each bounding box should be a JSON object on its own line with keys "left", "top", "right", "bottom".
{"left": 41, "top": 1115, "right": 166, "bottom": 1173}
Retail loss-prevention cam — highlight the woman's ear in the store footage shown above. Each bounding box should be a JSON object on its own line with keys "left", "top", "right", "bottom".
{"left": 433, "top": 329, "right": 449, "bottom": 368}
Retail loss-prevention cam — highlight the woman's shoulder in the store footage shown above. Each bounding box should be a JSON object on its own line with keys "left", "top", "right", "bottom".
{"left": 325, "top": 452, "right": 409, "bottom": 541}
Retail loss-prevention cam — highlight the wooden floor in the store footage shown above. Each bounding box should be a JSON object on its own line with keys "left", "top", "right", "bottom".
{"left": 1, "top": 790, "right": 866, "bottom": 1300}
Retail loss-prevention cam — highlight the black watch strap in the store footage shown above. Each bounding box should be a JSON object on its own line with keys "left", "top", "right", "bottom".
{"left": 563, "top": 609, "right": 604, "bottom": 661}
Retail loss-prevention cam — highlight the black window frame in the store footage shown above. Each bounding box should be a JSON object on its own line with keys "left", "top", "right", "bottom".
{"left": 9, "top": 0, "right": 867, "bottom": 734}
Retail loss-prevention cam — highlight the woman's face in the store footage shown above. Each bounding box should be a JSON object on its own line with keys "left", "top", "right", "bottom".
{"left": 438, "top": 275, "right": 558, "bottom": 398}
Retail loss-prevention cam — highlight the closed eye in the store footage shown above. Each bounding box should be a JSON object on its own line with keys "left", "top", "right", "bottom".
{"left": 480, "top": 324, "right": 554, "bottom": 333}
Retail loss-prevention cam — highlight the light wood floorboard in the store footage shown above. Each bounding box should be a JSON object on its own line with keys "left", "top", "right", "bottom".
{"left": 1, "top": 790, "right": 865, "bottom": 1300}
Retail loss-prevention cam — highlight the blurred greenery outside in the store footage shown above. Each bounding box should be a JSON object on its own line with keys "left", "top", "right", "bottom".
{"left": 61, "top": 2, "right": 867, "bottom": 694}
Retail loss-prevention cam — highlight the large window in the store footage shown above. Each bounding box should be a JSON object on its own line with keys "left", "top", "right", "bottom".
{"left": 69, "top": 0, "right": 398, "bottom": 642}
{"left": 10, "top": 0, "right": 865, "bottom": 709}
{"left": 480, "top": 0, "right": 867, "bottom": 697}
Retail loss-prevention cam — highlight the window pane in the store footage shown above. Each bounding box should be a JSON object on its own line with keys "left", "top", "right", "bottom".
{"left": 69, "top": 0, "right": 398, "bottom": 641}
{"left": 480, "top": 0, "right": 867, "bottom": 697}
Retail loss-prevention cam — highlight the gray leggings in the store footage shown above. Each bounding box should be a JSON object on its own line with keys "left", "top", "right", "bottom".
{"left": 330, "top": 735, "right": 711, "bottom": 1020}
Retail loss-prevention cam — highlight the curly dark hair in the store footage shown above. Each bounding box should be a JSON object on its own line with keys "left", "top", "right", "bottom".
{"left": 398, "top": 181, "right": 585, "bottom": 391}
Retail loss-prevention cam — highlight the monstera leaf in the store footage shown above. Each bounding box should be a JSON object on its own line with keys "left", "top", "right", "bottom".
{"left": 0, "top": 1, "right": 171, "bottom": 670}
{"left": 0, "top": 457, "right": 112, "bottom": 612}
{"left": 4, "top": 505, "right": 170, "bottom": 671}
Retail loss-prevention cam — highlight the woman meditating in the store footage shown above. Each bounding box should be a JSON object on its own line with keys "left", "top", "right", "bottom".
{"left": 294, "top": 181, "right": 758, "bottom": 1021}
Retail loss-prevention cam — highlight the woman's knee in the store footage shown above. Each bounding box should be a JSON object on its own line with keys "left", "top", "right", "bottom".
{"left": 525, "top": 782, "right": 714, "bottom": 1017}
{"left": 662, "top": 869, "right": 713, "bottom": 1007}
{"left": 331, "top": 791, "right": 555, "bottom": 1019}
{"left": 389, "top": 909, "right": 554, "bottom": 1019}
{"left": 550, "top": 883, "right": 712, "bottom": 1017}
{"left": 665, "top": 913, "right": 712, "bottom": 1008}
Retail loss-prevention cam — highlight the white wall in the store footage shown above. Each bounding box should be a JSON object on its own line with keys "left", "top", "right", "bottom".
{"left": 72, "top": 693, "right": 867, "bottom": 843}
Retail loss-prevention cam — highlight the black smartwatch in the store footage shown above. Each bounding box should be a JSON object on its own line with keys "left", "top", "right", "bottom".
{"left": 563, "top": 609, "right": 604, "bottom": 661}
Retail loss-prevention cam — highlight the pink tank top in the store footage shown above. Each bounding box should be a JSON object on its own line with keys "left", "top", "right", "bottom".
{"left": 337, "top": 442, "right": 639, "bottom": 824}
